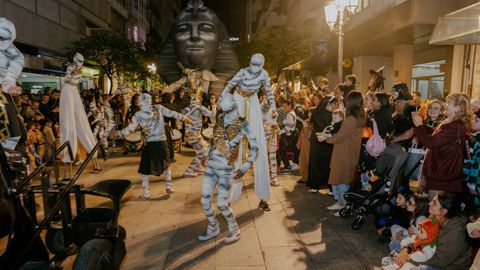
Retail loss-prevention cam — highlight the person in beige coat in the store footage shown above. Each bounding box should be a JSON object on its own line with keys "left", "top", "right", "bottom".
{"left": 322, "top": 91, "right": 364, "bottom": 215}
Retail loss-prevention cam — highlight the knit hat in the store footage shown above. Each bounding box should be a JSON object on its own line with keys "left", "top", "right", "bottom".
{"left": 414, "top": 218, "right": 440, "bottom": 251}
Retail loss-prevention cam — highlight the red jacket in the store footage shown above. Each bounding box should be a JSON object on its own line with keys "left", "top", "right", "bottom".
{"left": 414, "top": 120, "right": 467, "bottom": 192}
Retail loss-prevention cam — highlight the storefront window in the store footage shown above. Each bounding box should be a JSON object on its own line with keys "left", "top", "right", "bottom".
{"left": 412, "top": 60, "right": 445, "bottom": 99}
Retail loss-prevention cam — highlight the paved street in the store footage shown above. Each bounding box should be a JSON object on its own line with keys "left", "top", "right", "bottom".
{"left": 69, "top": 147, "right": 388, "bottom": 270}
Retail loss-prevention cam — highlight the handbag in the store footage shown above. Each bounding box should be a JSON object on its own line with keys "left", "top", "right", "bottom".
{"left": 403, "top": 144, "right": 425, "bottom": 180}
{"left": 365, "top": 119, "right": 386, "bottom": 157}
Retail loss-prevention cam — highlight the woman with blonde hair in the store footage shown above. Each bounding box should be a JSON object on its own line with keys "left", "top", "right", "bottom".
{"left": 412, "top": 93, "right": 471, "bottom": 194}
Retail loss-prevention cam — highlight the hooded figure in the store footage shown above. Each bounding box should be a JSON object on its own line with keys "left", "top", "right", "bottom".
{"left": 198, "top": 92, "right": 257, "bottom": 244}
{"left": 0, "top": 17, "right": 26, "bottom": 146}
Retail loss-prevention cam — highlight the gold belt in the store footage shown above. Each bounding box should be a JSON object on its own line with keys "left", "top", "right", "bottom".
{"left": 66, "top": 82, "right": 79, "bottom": 87}
{"left": 235, "top": 88, "right": 255, "bottom": 161}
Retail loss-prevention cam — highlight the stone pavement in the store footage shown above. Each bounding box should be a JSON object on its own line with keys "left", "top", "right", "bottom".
{"left": 68, "top": 148, "right": 388, "bottom": 270}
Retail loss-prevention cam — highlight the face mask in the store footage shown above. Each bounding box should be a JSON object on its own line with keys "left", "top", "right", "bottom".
{"left": 140, "top": 93, "right": 152, "bottom": 112}
{"left": 249, "top": 53, "right": 264, "bottom": 74}
{"left": 73, "top": 53, "right": 84, "bottom": 67}
{"left": 218, "top": 93, "right": 237, "bottom": 113}
{"left": 0, "top": 18, "right": 15, "bottom": 50}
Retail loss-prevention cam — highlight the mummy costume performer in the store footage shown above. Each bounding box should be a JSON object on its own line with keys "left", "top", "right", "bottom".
{"left": 199, "top": 93, "right": 257, "bottom": 244}
{"left": 0, "top": 18, "right": 25, "bottom": 146}
{"left": 261, "top": 98, "right": 279, "bottom": 187}
{"left": 59, "top": 53, "right": 100, "bottom": 169}
{"left": 92, "top": 97, "right": 115, "bottom": 151}
{"left": 220, "top": 53, "right": 275, "bottom": 208}
{"left": 121, "top": 93, "right": 189, "bottom": 198}
{"left": 183, "top": 97, "right": 215, "bottom": 177}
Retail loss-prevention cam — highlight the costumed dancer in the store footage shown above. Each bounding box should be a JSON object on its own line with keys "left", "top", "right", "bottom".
{"left": 183, "top": 96, "right": 216, "bottom": 177}
{"left": 261, "top": 96, "right": 279, "bottom": 187}
{"left": 59, "top": 53, "right": 101, "bottom": 171}
{"left": 0, "top": 18, "right": 26, "bottom": 151}
{"left": 121, "top": 93, "right": 191, "bottom": 199}
{"left": 99, "top": 95, "right": 116, "bottom": 154}
{"left": 198, "top": 93, "right": 258, "bottom": 244}
{"left": 221, "top": 53, "right": 276, "bottom": 211}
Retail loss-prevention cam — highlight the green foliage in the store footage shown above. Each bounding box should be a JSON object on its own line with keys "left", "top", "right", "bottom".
{"left": 235, "top": 27, "right": 313, "bottom": 79}
{"left": 69, "top": 33, "right": 160, "bottom": 91}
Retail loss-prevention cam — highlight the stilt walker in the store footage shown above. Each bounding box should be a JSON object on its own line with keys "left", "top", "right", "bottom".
{"left": 121, "top": 93, "right": 191, "bottom": 199}
{"left": 59, "top": 53, "right": 101, "bottom": 172}
{"left": 220, "top": 53, "right": 276, "bottom": 210}
{"left": 198, "top": 93, "right": 258, "bottom": 244}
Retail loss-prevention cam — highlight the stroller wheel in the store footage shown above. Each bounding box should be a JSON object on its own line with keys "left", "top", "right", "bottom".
{"left": 339, "top": 206, "right": 353, "bottom": 218}
{"left": 351, "top": 214, "right": 365, "bottom": 230}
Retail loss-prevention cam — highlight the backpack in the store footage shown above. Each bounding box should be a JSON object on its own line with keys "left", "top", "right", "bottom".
{"left": 365, "top": 119, "right": 386, "bottom": 157}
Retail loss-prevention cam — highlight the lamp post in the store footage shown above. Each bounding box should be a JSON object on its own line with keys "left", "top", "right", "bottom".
{"left": 324, "top": 0, "right": 358, "bottom": 83}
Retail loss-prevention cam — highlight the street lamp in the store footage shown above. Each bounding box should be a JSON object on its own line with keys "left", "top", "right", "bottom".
{"left": 324, "top": 0, "right": 358, "bottom": 83}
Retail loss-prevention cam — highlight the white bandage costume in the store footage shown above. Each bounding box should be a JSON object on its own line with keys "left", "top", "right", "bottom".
{"left": 220, "top": 53, "right": 275, "bottom": 202}
{"left": 199, "top": 93, "right": 258, "bottom": 243}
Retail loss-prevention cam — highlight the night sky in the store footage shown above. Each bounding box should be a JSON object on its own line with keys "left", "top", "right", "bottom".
{"left": 181, "top": 0, "right": 247, "bottom": 39}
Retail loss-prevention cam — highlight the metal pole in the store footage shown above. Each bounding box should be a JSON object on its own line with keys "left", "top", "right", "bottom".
{"left": 337, "top": 9, "right": 345, "bottom": 84}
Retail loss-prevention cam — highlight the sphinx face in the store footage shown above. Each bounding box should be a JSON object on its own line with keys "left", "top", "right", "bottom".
{"left": 0, "top": 18, "right": 15, "bottom": 50}
{"left": 174, "top": 18, "right": 220, "bottom": 71}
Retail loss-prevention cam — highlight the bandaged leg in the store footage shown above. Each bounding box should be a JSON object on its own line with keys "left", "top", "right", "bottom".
{"left": 164, "top": 168, "right": 174, "bottom": 193}
{"left": 185, "top": 138, "right": 204, "bottom": 175}
{"left": 141, "top": 174, "right": 150, "bottom": 199}
{"left": 199, "top": 164, "right": 220, "bottom": 241}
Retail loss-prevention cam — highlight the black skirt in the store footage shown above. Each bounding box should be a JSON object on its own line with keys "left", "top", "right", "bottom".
{"left": 138, "top": 141, "right": 171, "bottom": 176}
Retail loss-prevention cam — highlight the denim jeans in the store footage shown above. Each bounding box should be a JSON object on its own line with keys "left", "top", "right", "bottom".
{"left": 411, "top": 265, "right": 441, "bottom": 270}
{"left": 332, "top": 184, "right": 350, "bottom": 205}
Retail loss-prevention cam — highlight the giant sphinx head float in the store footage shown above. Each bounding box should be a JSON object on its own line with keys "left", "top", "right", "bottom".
{"left": 0, "top": 17, "right": 16, "bottom": 51}
{"left": 158, "top": 0, "right": 239, "bottom": 97}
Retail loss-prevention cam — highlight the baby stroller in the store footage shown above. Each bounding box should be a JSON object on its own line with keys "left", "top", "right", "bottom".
{"left": 339, "top": 155, "right": 397, "bottom": 230}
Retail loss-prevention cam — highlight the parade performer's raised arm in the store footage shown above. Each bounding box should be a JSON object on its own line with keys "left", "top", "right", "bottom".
{"left": 121, "top": 93, "right": 191, "bottom": 199}
{"left": 0, "top": 17, "right": 26, "bottom": 146}
{"left": 219, "top": 53, "right": 274, "bottom": 210}
{"left": 198, "top": 93, "right": 257, "bottom": 244}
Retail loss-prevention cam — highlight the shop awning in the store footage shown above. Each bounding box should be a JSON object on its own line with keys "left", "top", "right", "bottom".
{"left": 430, "top": 2, "right": 480, "bottom": 45}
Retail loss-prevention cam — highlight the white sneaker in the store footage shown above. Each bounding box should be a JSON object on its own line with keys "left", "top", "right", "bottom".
{"left": 309, "top": 189, "right": 319, "bottom": 193}
{"left": 73, "top": 160, "right": 84, "bottom": 166}
{"left": 326, "top": 203, "right": 343, "bottom": 211}
{"left": 198, "top": 227, "right": 220, "bottom": 241}
{"left": 141, "top": 187, "right": 151, "bottom": 199}
{"left": 333, "top": 211, "right": 340, "bottom": 217}
{"left": 183, "top": 171, "right": 198, "bottom": 177}
{"left": 166, "top": 185, "right": 175, "bottom": 194}
{"left": 290, "top": 163, "right": 300, "bottom": 171}
{"left": 319, "top": 189, "right": 330, "bottom": 195}
{"left": 271, "top": 179, "right": 280, "bottom": 187}
{"left": 224, "top": 229, "right": 241, "bottom": 244}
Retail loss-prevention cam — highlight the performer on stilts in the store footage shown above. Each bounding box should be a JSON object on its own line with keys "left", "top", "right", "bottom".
{"left": 220, "top": 53, "right": 276, "bottom": 211}
{"left": 121, "top": 93, "right": 191, "bottom": 199}
{"left": 59, "top": 53, "right": 101, "bottom": 171}
{"left": 198, "top": 93, "right": 258, "bottom": 244}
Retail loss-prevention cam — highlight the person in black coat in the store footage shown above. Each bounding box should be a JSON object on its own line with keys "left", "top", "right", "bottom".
{"left": 306, "top": 95, "right": 339, "bottom": 192}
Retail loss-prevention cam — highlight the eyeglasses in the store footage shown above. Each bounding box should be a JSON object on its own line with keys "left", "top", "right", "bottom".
{"left": 428, "top": 106, "right": 442, "bottom": 111}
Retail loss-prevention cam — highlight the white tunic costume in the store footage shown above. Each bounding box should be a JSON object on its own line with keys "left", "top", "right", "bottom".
{"left": 221, "top": 54, "right": 276, "bottom": 202}
{"left": 59, "top": 53, "right": 97, "bottom": 162}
